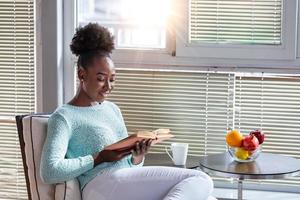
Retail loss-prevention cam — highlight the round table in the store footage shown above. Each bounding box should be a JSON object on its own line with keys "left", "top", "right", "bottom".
{"left": 199, "top": 152, "right": 300, "bottom": 200}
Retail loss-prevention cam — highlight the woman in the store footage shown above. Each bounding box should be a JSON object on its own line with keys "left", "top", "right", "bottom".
{"left": 40, "top": 23, "right": 214, "bottom": 200}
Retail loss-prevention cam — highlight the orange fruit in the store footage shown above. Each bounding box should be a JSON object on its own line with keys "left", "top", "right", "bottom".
{"left": 226, "top": 129, "right": 243, "bottom": 147}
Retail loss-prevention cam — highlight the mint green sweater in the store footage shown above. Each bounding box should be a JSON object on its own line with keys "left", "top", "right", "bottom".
{"left": 40, "top": 101, "right": 142, "bottom": 190}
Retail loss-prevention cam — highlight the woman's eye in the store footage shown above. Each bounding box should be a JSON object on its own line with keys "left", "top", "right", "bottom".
{"left": 110, "top": 79, "right": 116, "bottom": 82}
{"left": 97, "top": 77, "right": 105, "bottom": 81}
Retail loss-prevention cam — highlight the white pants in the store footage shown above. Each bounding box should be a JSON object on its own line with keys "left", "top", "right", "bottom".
{"left": 82, "top": 166, "right": 214, "bottom": 200}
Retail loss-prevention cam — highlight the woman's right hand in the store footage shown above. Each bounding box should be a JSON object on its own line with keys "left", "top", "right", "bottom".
{"left": 93, "top": 149, "right": 131, "bottom": 167}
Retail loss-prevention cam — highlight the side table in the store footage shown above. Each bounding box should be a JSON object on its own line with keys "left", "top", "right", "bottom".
{"left": 199, "top": 152, "right": 300, "bottom": 200}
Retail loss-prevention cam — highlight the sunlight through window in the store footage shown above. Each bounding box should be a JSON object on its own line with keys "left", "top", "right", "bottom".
{"left": 78, "top": 0, "right": 171, "bottom": 49}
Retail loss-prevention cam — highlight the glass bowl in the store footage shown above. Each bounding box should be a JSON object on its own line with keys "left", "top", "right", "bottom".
{"left": 227, "top": 145, "right": 261, "bottom": 162}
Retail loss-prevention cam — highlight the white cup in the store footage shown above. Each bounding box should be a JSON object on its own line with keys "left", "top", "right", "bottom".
{"left": 165, "top": 143, "right": 189, "bottom": 166}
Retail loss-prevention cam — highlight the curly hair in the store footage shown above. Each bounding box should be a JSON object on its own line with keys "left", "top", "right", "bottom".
{"left": 70, "top": 23, "right": 115, "bottom": 69}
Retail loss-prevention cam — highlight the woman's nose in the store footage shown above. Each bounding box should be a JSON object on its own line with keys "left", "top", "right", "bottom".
{"left": 104, "top": 80, "right": 112, "bottom": 90}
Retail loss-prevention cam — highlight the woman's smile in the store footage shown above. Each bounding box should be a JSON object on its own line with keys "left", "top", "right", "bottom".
{"left": 99, "top": 90, "right": 110, "bottom": 97}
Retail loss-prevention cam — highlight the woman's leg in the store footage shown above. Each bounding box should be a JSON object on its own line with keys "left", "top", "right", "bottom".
{"left": 163, "top": 176, "right": 213, "bottom": 200}
{"left": 82, "top": 166, "right": 213, "bottom": 200}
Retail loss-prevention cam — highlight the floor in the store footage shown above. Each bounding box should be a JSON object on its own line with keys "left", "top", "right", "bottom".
{"left": 213, "top": 188, "right": 300, "bottom": 200}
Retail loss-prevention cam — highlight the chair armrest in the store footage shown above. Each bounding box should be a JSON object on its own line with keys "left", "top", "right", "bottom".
{"left": 55, "top": 179, "right": 81, "bottom": 200}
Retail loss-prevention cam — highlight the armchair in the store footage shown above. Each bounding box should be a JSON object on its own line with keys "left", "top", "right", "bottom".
{"left": 16, "top": 114, "right": 81, "bottom": 200}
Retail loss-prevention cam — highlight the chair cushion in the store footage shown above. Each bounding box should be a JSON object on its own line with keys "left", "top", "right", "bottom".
{"left": 55, "top": 179, "right": 81, "bottom": 200}
{"left": 22, "top": 114, "right": 81, "bottom": 200}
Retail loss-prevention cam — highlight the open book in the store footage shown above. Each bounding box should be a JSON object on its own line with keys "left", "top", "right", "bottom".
{"left": 104, "top": 128, "right": 174, "bottom": 152}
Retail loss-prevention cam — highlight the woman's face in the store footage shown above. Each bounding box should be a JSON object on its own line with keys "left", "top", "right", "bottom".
{"left": 79, "top": 56, "right": 116, "bottom": 103}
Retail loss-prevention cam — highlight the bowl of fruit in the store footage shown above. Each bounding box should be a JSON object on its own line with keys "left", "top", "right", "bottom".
{"left": 225, "top": 129, "right": 265, "bottom": 162}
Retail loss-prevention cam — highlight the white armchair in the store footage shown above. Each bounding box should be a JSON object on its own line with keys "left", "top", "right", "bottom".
{"left": 16, "top": 114, "right": 81, "bottom": 200}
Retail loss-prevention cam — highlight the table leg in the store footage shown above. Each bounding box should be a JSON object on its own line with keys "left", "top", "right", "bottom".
{"left": 237, "top": 179, "right": 243, "bottom": 200}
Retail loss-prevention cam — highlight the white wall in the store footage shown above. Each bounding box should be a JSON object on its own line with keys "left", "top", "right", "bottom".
{"left": 36, "top": 0, "right": 64, "bottom": 112}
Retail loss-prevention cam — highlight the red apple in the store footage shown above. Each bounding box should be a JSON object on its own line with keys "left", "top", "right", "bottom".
{"left": 250, "top": 130, "right": 265, "bottom": 144}
{"left": 242, "top": 135, "right": 259, "bottom": 151}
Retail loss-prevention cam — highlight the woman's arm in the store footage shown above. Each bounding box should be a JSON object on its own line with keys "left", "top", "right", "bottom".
{"left": 40, "top": 114, "right": 94, "bottom": 184}
{"left": 92, "top": 148, "right": 131, "bottom": 167}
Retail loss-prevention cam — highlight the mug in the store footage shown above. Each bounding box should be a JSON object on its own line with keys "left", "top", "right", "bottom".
{"left": 165, "top": 143, "right": 189, "bottom": 166}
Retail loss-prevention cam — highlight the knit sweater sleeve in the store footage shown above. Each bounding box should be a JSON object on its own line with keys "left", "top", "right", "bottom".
{"left": 40, "top": 113, "right": 94, "bottom": 184}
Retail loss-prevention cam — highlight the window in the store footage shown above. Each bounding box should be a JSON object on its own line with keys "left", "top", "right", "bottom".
{"left": 234, "top": 74, "right": 300, "bottom": 191}
{"left": 0, "top": 0, "right": 35, "bottom": 199}
{"left": 108, "top": 69, "right": 300, "bottom": 192}
{"left": 190, "top": 0, "right": 282, "bottom": 45}
{"left": 176, "top": 0, "right": 298, "bottom": 60}
{"left": 108, "top": 70, "right": 235, "bottom": 155}
{"left": 75, "top": 0, "right": 298, "bottom": 60}
{"left": 77, "top": 0, "right": 171, "bottom": 49}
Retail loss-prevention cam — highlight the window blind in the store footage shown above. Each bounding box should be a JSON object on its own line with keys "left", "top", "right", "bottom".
{"left": 190, "top": 0, "right": 282, "bottom": 44}
{"left": 108, "top": 69, "right": 300, "bottom": 191}
{"left": 108, "top": 70, "right": 235, "bottom": 155}
{"left": 0, "top": 0, "right": 35, "bottom": 199}
{"left": 235, "top": 75, "right": 300, "bottom": 189}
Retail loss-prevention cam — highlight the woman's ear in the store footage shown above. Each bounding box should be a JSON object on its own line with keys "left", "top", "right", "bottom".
{"left": 78, "top": 67, "right": 86, "bottom": 81}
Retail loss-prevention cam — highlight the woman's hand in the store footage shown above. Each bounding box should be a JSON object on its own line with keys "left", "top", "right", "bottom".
{"left": 131, "top": 139, "right": 152, "bottom": 165}
{"left": 93, "top": 149, "right": 131, "bottom": 167}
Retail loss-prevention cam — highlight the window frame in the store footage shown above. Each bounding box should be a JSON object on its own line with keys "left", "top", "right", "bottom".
{"left": 175, "top": 0, "right": 298, "bottom": 60}
{"left": 63, "top": 0, "right": 77, "bottom": 103}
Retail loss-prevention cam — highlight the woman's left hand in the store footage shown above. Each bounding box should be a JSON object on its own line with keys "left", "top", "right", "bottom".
{"left": 131, "top": 139, "right": 152, "bottom": 165}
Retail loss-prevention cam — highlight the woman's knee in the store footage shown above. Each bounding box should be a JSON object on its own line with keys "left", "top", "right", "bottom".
{"left": 184, "top": 168, "right": 212, "bottom": 179}
{"left": 163, "top": 175, "right": 214, "bottom": 200}
{"left": 194, "top": 170, "right": 214, "bottom": 192}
